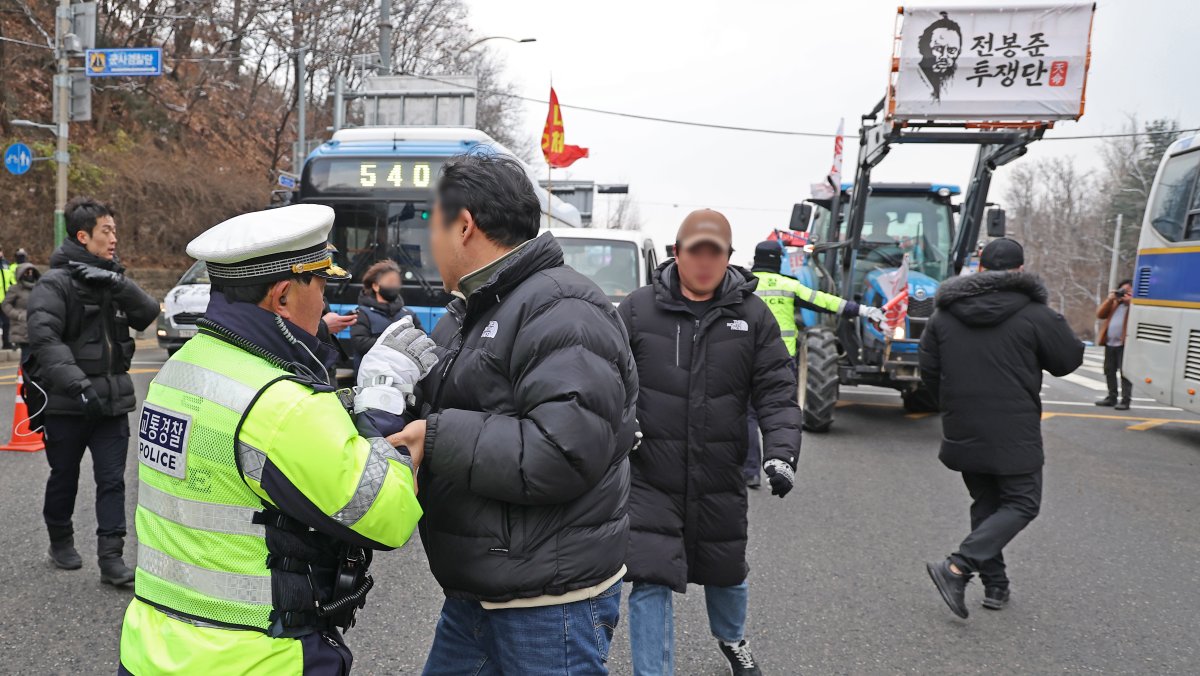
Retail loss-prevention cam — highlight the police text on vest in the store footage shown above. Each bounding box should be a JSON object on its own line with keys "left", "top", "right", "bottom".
{"left": 138, "top": 403, "right": 191, "bottom": 480}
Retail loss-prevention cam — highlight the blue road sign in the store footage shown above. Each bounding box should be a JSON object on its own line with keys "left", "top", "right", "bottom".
{"left": 4, "top": 143, "right": 33, "bottom": 176}
{"left": 278, "top": 174, "right": 298, "bottom": 190}
{"left": 85, "top": 48, "right": 163, "bottom": 77}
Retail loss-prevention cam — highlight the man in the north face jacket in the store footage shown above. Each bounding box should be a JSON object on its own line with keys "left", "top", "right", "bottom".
{"left": 390, "top": 153, "right": 638, "bottom": 675}
{"left": 618, "top": 209, "right": 802, "bottom": 676}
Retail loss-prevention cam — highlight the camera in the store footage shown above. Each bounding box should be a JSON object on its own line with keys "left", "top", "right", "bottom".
{"left": 1114, "top": 288, "right": 1127, "bottom": 298}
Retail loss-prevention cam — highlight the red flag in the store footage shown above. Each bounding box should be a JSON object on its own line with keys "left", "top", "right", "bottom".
{"left": 541, "top": 88, "right": 589, "bottom": 168}
{"left": 876, "top": 255, "right": 910, "bottom": 337}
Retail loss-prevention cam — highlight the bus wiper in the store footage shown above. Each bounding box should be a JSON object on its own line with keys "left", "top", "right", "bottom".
{"left": 390, "top": 244, "right": 438, "bottom": 298}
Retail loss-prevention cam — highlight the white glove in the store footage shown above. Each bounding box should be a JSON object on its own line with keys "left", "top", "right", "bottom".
{"left": 354, "top": 316, "right": 438, "bottom": 415}
{"left": 859, "top": 305, "right": 886, "bottom": 325}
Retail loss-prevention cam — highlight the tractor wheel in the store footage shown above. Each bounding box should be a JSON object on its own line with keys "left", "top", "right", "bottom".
{"left": 800, "top": 327, "right": 839, "bottom": 433}
{"left": 901, "top": 385, "right": 939, "bottom": 413}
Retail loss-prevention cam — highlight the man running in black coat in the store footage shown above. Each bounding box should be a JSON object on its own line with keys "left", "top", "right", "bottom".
{"left": 919, "top": 238, "right": 1083, "bottom": 618}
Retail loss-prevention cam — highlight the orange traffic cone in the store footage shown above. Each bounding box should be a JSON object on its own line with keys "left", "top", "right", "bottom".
{"left": 2, "top": 367, "right": 44, "bottom": 452}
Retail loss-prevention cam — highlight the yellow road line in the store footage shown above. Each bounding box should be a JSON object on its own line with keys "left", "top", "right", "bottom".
{"left": 1041, "top": 411, "right": 1200, "bottom": 431}
{"left": 0, "top": 367, "right": 161, "bottom": 385}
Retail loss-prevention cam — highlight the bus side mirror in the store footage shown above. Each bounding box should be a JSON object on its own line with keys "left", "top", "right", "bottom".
{"left": 665, "top": 244, "right": 676, "bottom": 258}
{"left": 986, "top": 209, "right": 1006, "bottom": 238}
{"left": 789, "top": 203, "right": 814, "bottom": 231}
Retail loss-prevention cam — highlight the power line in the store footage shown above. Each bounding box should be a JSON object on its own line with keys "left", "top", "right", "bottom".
{"left": 1041, "top": 128, "right": 1200, "bottom": 141}
{"left": 410, "top": 72, "right": 1197, "bottom": 142}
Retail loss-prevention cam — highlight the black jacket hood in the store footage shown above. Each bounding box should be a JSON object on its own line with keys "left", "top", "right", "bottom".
{"left": 935, "top": 271, "right": 1048, "bottom": 328}
{"left": 49, "top": 238, "right": 123, "bottom": 273}
{"left": 651, "top": 261, "right": 759, "bottom": 312}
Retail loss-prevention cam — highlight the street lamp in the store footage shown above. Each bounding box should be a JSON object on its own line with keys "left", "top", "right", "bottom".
{"left": 12, "top": 119, "right": 58, "bottom": 134}
{"left": 456, "top": 36, "right": 536, "bottom": 60}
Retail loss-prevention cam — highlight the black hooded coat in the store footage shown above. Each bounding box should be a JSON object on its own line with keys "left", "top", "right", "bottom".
{"left": 919, "top": 271, "right": 1083, "bottom": 475}
{"left": 617, "top": 262, "right": 801, "bottom": 591}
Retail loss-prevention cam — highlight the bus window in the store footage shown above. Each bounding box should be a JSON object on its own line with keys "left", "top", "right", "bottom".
{"left": 1147, "top": 149, "right": 1200, "bottom": 242}
{"left": 559, "top": 238, "right": 640, "bottom": 302}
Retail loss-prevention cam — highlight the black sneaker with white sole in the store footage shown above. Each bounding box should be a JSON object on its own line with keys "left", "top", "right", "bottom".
{"left": 717, "top": 640, "right": 762, "bottom": 675}
{"left": 982, "top": 586, "right": 1010, "bottom": 610}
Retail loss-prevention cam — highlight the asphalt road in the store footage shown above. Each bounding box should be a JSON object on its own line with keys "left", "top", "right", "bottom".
{"left": 0, "top": 345, "right": 1197, "bottom": 675}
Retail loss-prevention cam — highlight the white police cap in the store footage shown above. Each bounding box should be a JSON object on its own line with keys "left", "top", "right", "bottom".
{"left": 186, "top": 204, "right": 350, "bottom": 286}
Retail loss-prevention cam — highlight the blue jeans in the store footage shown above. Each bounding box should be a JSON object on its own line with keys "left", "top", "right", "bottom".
{"left": 422, "top": 581, "right": 622, "bottom": 675}
{"left": 628, "top": 581, "right": 748, "bottom": 676}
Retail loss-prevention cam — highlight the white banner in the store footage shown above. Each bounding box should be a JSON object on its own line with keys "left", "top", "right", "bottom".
{"left": 891, "top": 3, "right": 1094, "bottom": 121}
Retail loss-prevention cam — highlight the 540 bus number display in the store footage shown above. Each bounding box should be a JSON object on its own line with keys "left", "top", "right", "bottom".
{"left": 304, "top": 157, "right": 446, "bottom": 195}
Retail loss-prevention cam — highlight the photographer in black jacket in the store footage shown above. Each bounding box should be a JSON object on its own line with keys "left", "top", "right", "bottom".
{"left": 919, "top": 239, "right": 1082, "bottom": 618}
{"left": 28, "top": 197, "right": 158, "bottom": 585}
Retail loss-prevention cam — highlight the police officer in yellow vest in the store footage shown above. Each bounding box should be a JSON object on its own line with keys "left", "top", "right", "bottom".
{"left": 119, "top": 205, "right": 430, "bottom": 674}
{"left": 750, "top": 240, "right": 885, "bottom": 356}
{"left": 744, "top": 240, "right": 886, "bottom": 486}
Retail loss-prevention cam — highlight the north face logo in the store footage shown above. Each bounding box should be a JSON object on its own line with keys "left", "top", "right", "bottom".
{"left": 726, "top": 320, "right": 748, "bottom": 332}
{"left": 481, "top": 321, "right": 499, "bottom": 338}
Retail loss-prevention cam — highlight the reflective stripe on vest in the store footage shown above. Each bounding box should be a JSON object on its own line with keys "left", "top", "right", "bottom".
{"left": 138, "top": 542, "right": 272, "bottom": 605}
{"left": 333, "top": 437, "right": 413, "bottom": 526}
{"left": 779, "top": 329, "right": 797, "bottom": 338}
{"left": 755, "top": 289, "right": 794, "bottom": 298}
{"left": 139, "top": 482, "right": 263, "bottom": 537}
{"left": 154, "top": 359, "right": 258, "bottom": 413}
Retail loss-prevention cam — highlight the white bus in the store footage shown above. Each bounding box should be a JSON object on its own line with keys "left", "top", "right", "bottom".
{"left": 1123, "top": 134, "right": 1200, "bottom": 414}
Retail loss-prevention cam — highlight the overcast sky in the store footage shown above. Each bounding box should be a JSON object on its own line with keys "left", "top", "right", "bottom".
{"left": 466, "top": 0, "right": 1199, "bottom": 261}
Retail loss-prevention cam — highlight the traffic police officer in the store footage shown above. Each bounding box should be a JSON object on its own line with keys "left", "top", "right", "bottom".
{"left": 745, "top": 240, "right": 885, "bottom": 485}
{"left": 750, "top": 240, "right": 885, "bottom": 357}
{"left": 119, "top": 205, "right": 431, "bottom": 674}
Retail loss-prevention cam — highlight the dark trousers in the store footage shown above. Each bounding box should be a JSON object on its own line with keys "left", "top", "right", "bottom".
{"left": 43, "top": 414, "right": 130, "bottom": 537}
{"left": 0, "top": 312, "right": 10, "bottom": 347}
{"left": 1103, "top": 344, "right": 1132, "bottom": 402}
{"left": 950, "top": 470, "right": 1042, "bottom": 589}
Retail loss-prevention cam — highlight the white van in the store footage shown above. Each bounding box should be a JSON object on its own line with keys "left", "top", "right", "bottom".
{"left": 546, "top": 227, "right": 660, "bottom": 305}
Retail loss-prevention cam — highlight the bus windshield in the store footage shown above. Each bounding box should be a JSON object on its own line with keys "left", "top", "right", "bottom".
{"left": 558, "top": 238, "right": 640, "bottom": 302}
{"left": 323, "top": 200, "right": 442, "bottom": 303}
{"left": 858, "top": 194, "right": 953, "bottom": 282}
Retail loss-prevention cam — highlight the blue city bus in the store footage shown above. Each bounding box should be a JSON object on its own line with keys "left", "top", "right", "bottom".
{"left": 1123, "top": 134, "right": 1200, "bottom": 415}
{"left": 294, "top": 127, "right": 580, "bottom": 331}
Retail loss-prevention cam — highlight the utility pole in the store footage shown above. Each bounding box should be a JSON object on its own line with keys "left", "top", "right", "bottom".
{"left": 54, "top": 0, "right": 72, "bottom": 246}
{"left": 379, "top": 0, "right": 392, "bottom": 74}
{"left": 1107, "top": 213, "right": 1123, "bottom": 293}
{"left": 294, "top": 46, "right": 306, "bottom": 171}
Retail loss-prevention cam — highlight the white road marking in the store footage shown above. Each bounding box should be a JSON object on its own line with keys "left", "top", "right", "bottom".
{"left": 1059, "top": 373, "right": 1110, "bottom": 391}
{"left": 1042, "top": 400, "right": 1182, "bottom": 411}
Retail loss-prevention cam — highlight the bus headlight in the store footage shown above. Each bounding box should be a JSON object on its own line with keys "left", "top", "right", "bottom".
{"left": 937, "top": 187, "right": 951, "bottom": 197}
{"left": 893, "top": 326, "right": 906, "bottom": 340}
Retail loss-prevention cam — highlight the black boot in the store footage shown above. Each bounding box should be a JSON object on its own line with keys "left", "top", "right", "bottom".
{"left": 1115, "top": 400, "right": 1131, "bottom": 411}
{"left": 98, "top": 536, "right": 135, "bottom": 587}
{"left": 1094, "top": 395, "right": 1117, "bottom": 407}
{"left": 926, "top": 558, "right": 971, "bottom": 618}
{"left": 47, "top": 525, "right": 83, "bottom": 570}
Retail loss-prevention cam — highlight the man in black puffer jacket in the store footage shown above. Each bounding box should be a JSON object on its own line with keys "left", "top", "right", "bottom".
{"left": 920, "top": 238, "right": 1082, "bottom": 619}
{"left": 388, "top": 154, "right": 637, "bottom": 675}
{"left": 618, "top": 209, "right": 801, "bottom": 676}
{"left": 27, "top": 197, "right": 159, "bottom": 586}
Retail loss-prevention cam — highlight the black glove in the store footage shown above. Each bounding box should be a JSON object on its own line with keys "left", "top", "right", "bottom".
{"left": 69, "top": 262, "right": 125, "bottom": 289}
{"left": 763, "top": 459, "right": 795, "bottom": 498}
{"left": 80, "top": 385, "right": 105, "bottom": 419}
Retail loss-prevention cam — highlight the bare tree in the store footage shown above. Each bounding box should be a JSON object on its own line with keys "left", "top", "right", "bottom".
{"left": 605, "top": 195, "right": 643, "bottom": 230}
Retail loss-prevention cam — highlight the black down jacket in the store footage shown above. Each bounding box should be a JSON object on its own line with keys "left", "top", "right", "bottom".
{"left": 919, "top": 271, "right": 1083, "bottom": 475}
{"left": 27, "top": 240, "right": 159, "bottom": 416}
{"left": 416, "top": 233, "right": 639, "bottom": 603}
{"left": 618, "top": 262, "right": 801, "bottom": 591}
